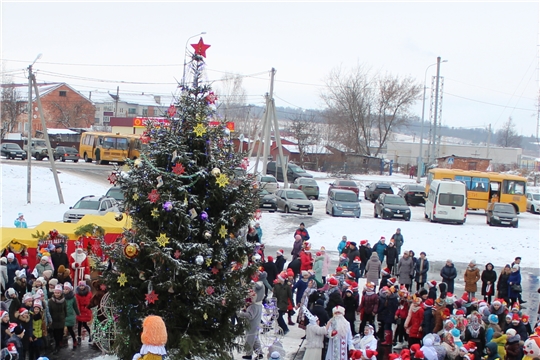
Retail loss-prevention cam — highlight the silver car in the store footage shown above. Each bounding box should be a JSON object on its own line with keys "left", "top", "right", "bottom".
{"left": 326, "top": 189, "right": 361, "bottom": 218}
{"left": 526, "top": 192, "right": 540, "bottom": 213}
{"left": 257, "top": 174, "right": 279, "bottom": 193}
{"left": 274, "top": 189, "right": 313, "bottom": 215}
{"left": 63, "top": 195, "right": 119, "bottom": 223}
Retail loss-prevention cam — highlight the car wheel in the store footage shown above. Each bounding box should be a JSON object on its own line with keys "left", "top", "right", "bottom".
{"left": 84, "top": 153, "right": 92, "bottom": 163}
{"left": 331, "top": 208, "right": 335, "bottom": 217}
{"left": 513, "top": 223, "right": 518, "bottom": 228}
{"left": 308, "top": 212, "right": 313, "bottom": 216}
{"left": 374, "top": 209, "right": 378, "bottom": 218}
{"left": 488, "top": 220, "right": 493, "bottom": 226}
{"left": 61, "top": 156, "right": 66, "bottom": 162}
{"left": 315, "top": 196, "right": 319, "bottom": 200}
{"left": 269, "top": 210, "right": 275, "bottom": 213}
{"left": 284, "top": 206, "right": 290, "bottom": 213}
{"left": 405, "top": 216, "right": 411, "bottom": 221}
{"left": 21, "top": 157, "right": 26, "bottom": 161}
{"left": 74, "top": 159, "right": 78, "bottom": 163}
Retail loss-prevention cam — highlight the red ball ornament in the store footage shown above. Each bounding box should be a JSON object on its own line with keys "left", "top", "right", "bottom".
{"left": 123, "top": 243, "right": 139, "bottom": 259}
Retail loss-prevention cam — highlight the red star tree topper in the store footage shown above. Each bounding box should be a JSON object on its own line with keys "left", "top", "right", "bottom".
{"left": 191, "top": 37, "right": 211, "bottom": 58}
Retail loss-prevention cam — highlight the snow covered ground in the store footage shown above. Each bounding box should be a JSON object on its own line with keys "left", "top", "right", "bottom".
{"left": 1, "top": 162, "right": 539, "bottom": 360}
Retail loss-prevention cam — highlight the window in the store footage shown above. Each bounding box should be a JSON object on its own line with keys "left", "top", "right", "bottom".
{"left": 503, "top": 180, "right": 526, "bottom": 195}
{"left": 142, "top": 108, "right": 148, "bottom": 116}
{"left": 471, "top": 177, "right": 489, "bottom": 192}
{"left": 128, "top": 108, "right": 137, "bottom": 114}
{"left": 59, "top": 91, "right": 67, "bottom": 97}
{"left": 116, "top": 138, "right": 129, "bottom": 150}
{"left": 455, "top": 176, "right": 472, "bottom": 189}
{"left": 103, "top": 116, "right": 110, "bottom": 123}
{"left": 119, "top": 108, "right": 124, "bottom": 113}
{"left": 468, "top": 162, "right": 477, "bottom": 170}
{"left": 438, "top": 194, "right": 465, "bottom": 206}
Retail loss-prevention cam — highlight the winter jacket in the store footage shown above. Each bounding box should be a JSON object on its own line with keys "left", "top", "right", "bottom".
{"left": 496, "top": 272, "right": 510, "bottom": 299}
{"left": 395, "top": 300, "right": 409, "bottom": 321}
{"left": 365, "top": 253, "right": 381, "bottom": 285}
{"left": 358, "top": 291, "right": 379, "bottom": 319}
{"left": 397, "top": 256, "right": 414, "bottom": 286}
{"left": 504, "top": 334, "right": 522, "bottom": 360}
{"left": 6, "top": 259, "right": 20, "bottom": 289}
{"left": 310, "top": 303, "right": 330, "bottom": 326}
{"left": 359, "top": 245, "right": 370, "bottom": 264}
{"left": 305, "top": 323, "right": 328, "bottom": 349}
{"left": 275, "top": 255, "right": 286, "bottom": 273}
{"left": 1, "top": 264, "right": 7, "bottom": 291}
{"left": 421, "top": 306, "right": 435, "bottom": 334}
{"left": 491, "top": 333, "right": 507, "bottom": 359}
{"left": 322, "top": 253, "right": 331, "bottom": 277}
{"left": 50, "top": 251, "right": 69, "bottom": 278}
{"left": 299, "top": 250, "right": 313, "bottom": 271}
{"left": 481, "top": 264, "right": 497, "bottom": 296}
{"left": 391, "top": 233, "right": 404, "bottom": 253}
{"left": 287, "top": 258, "right": 301, "bottom": 278}
{"left": 246, "top": 231, "right": 259, "bottom": 243}
{"left": 428, "top": 286, "right": 437, "bottom": 300}
{"left": 273, "top": 282, "right": 292, "bottom": 312}
{"left": 313, "top": 256, "right": 324, "bottom": 284}
{"left": 32, "top": 311, "right": 44, "bottom": 338}
{"left": 64, "top": 290, "right": 80, "bottom": 327}
{"left": 292, "top": 278, "right": 309, "bottom": 305}
{"left": 347, "top": 247, "right": 360, "bottom": 268}
{"left": 384, "top": 245, "right": 399, "bottom": 266}
{"left": 484, "top": 341, "right": 501, "bottom": 360}
{"left": 291, "top": 239, "right": 303, "bottom": 260}
{"left": 372, "top": 241, "right": 387, "bottom": 262}
{"left": 414, "top": 258, "right": 429, "bottom": 283}
{"left": 34, "top": 261, "right": 54, "bottom": 278}
{"left": 440, "top": 263, "right": 458, "bottom": 282}
{"left": 464, "top": 265, "right": 480, "bottom": 293}
{"left": 508, "top": 322, "right": 528, "bottom": 341}
{"left": 337, "top": 240, "right": 347, "bottom": 255}
{"left": 405, "top": 302, "right": 424, "bottom": 339}
{"left": 48, "top": 295, "right": 67, "bottom": 329}
{"left": 325, "top": 287, "right": 344, "bottom": 318}
{"left": 507, "top": 270, "right": 521, "bottom": 299}
{"left": 377, "top": 291, "right": 399, "bottom": 324}
{"left": 294, "top": 227, "right": 310, "bottom": 241}
{"left": 75, "top": 284, "right": 93, "bottom": 323}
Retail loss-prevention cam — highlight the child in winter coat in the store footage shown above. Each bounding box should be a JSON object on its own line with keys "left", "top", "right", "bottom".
{"left": 405, "top": 296, "right": 424, "bottom": 348}
{"left": 301, "top": 307, "right": 327, "bottom": 360}
{"left": 343, "top": 288, "right": 358, "bottom": 336}
{"left": 30, "top": 300, "right": 45, "bottom": 360}
{"left": 6, "top": 324, "right": 25, "bottom": 357}
{"left": 358, "top": 282, "right": 379, "bottom": 335}
{"left": 394, "top": 295, "right": 409, "bottom": 347}
{"left": 15, "top": 307, "right": 33, "bottom": 360}
{"left": 490, "top": 332, "right": 507, "bottom": 359}
{"left": 1, "top": 310, "right": 10, "bottom": 346}
{"left": 75, "top": 281, "right": 93, "bottom": 343}
{"left": 427, "top": 281, "right": 438, "bottom": 300}
{"left": 503, "top": 328, "right": 522, "bottom": 360}
{"left": 63, "top": 282, "right": 80, "bottom": 349}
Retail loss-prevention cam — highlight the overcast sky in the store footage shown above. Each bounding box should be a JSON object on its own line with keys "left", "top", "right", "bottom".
{"left": 2, "top": 2, "right": 539, "bottom": 137}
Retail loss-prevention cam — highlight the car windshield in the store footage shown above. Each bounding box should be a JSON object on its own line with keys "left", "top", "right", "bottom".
{"left": 494, "top": 204, "right": 515, "bottom": 214}
{"left": 73, "top": 200, "right": 100, "bottom": 210}
{"left": 408, "top": 185, "right": 424, "bottom": 191}
{"left": 261, "top": 176, "right": 276, "bottom": 183}
{"left": 64, "top": 148, "right": 78, "bottom": 153}
{"left": 5, "top": 144, "right": 20, "bottom": 149}
{"left": 385, "top": 197, "right": 407, "bottom": 205}
{"left": 300, "top": 178, "right": 317, "bottom": 185}
{"left": 34, "top": 141, "right": 46, "bottom": 147}
{"left": 259, "top": 189, "right": 270, "bottom": 196}
{"left": 377, "top": 183, "right": 391, "bottom": 188}
{"left": 532, "top": 194, "right": 540, "bottom": 201}
{"left": 338, "top": 180, "right": 357, "bottom": 187}
{"left": 106, "top": 188, "right": 124, "bottom": 201}
{"left": 288, "top": 165, "right": 306, "bottom": 173}
{"left": 286, "top": 191, "right": 308, "bottom": 200}
{"left": 335, "top": 193, "right": 358, "bottom": 202}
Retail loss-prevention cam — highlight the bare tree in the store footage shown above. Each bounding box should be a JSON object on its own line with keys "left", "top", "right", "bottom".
{"left": 496, "top": 117, "right": 521, "bottom": 148}
{"left": 287, "top": 113, "right": 319, "bottom": 167}
{"left": 48, "top": 99, "right": 94, "bottom": 128}
{"left": 1, "top": 79, "right": 26, "bottom": 139}
{"left": 321, "top": 65, "right": 421, "bottom": 156}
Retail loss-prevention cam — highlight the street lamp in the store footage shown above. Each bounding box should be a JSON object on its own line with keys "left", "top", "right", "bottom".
{"left": 416, "top": 58, "right": 447, "bottom": 183}
{"left": 181, "top": 32, "right": 206, "bottom": 88}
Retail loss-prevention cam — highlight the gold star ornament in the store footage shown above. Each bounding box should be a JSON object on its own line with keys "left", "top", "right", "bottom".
{"left": 156, "top": 233, "right": 170, "bottom": 247}
{"left": 193, "top": 123, "right": 207, "bottom": 137}
{"left": 151, "top": 208, "right": 160, "bottom": 219}
{"left": 117, "top": 273, "right": 128, "bottom": 287}
{"left": 132, "top": 193, "right": 139, "bottom": 200}
{"left": 218, "top": 225, "right": 227, "bottom": 238}
{"left": 215, "top": 173, "right": 229, "bottom": 188}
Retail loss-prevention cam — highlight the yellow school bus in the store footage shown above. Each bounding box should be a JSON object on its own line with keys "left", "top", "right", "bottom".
{"left": 79, "top": 132, "right": 132, "bottom": 165}
{"left": 426, "top": 169, "right": 527, "bottom": 213}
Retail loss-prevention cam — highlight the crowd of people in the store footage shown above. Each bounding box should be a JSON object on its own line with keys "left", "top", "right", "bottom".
{"left": 1, "top": 242, "right": 105, "bottom": 359}
{"left": 241, "top": 223, "right": 540, "bottom": 360}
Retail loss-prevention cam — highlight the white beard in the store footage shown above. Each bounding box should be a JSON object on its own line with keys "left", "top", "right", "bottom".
{"left": 71, "top": 251, "right": 86, "bottom": 265}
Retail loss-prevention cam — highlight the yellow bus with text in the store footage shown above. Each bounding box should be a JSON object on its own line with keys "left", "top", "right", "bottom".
{"left": 426, "top": 169, "right": 527, "bottom": 213}
{"left": 80, "top": 132, "right": 143, "bottom": 165}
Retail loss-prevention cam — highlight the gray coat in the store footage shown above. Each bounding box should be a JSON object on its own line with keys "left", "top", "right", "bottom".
{"left": 397, "top": 256, "right": 414, "bottom": 285}
{"left": 1, "top": 265, "right": 7, "bottom": 291}
{"left": 365, "top": 253, "right": 381, "bottom": 285}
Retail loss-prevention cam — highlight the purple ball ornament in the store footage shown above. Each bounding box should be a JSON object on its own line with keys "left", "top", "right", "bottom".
{"left": 163, "top": 201, "right": 173, "bottom": 211}
{"left": 200, "top": 211, "right": 208, "bottom": 221}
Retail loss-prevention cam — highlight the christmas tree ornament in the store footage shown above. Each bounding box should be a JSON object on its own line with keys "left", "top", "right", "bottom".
{"left": 191, "top": 37, "right": 211, "bottom": 58}
{"left": 189, "top": 208, "right": 198, "bottom": 219}
{"left": 203, "top": 231, "right": 212, "bottom": 239}
{"left": 172, "top": 163, "right": 185, "bottom": 175}
{"left": 156, "top": 233, "right": 170, "bottom": 247}
{"left": 117, "top": 273, "right": 128, "bottom": 286}
{"left": 123, "top": 243, "right": 139, "bottom": 259}
{"left": 195, "top": 255, "right": 204, "bottom": 265}
{"left": 193, "top": 123, "right": 207, "bottom": 137}
{"left": 145, "top": 290, "right": 159, "bottom": 305}
{"left": 200, "top": 211, "right": 209, "bottom": 221}
{"left": 139, "top": 271, "right": 146, "bottom": 280}
{"left": 205, "top": 258, "right": 212, "bottom": 266}
{"left": 151, "top": 208, "right": 160, "bottom": 219}
{"left": 107, "top": 173, "right": 118, "bottom": 184}
{"left": 211, "top": 167, "right": 221, "bottom": 176}
{"left": 240, "top": 157, "right": 249, "bottom": 170}
{"left": 148, "top": 189, "right": 160, "bottom": 203}
{"left": 206, "top": 92, "right": 218, "bottom": 105}
{"left": 157, "top": 176, "right": 164, "bottom": 188}
{"left": 132, "top": 193, "right": 140, "bottom": 201}
{"left": 163, "top": 201, "right": 173, "bottom": 211}
{"left": 253, "top": 253, "right": 262, "bottom": 262}
{"left": 184, "top": 196, "right": 188, "bottom": 206}
{"left": 218, "top": 225, "right": 227, "bottom": 238}
{"left": 203, "top": 312, "right": 208, "bottom": 320}
{"left": 167, "top": 104, "right": 177, "bottom": 117}
{"left": 215, "top": 173, "right": 229, "bottom": 188}
{"left": 206, "top": 286, "right": 215, "bottom": 295}
{"left": 168, "top": 286, "right": 175, "bottom": 294}
{"left": 211, "top": 267, "right": 219, "bottom": 275}
{"left": 115, "top": 212, "right": 124, "bottom": 221}
{"left": 254, "top": 209, "right": 262, "bottom": 220}
{"left": 172, "top": 150, "right": 179, "bottom": 163}
{"left": 134, "top": 158, "right": 143, "bottom": 167}
{"left": 121, "top": 164, "right": 130, "bottom": 172}
{"left": 173, "top": 250, "right": 181, "bottom": 259}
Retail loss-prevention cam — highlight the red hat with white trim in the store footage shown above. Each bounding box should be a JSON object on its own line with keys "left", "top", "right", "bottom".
{"left": 347, "top": 271, "right": 356, "bottom": 279}
{"left": 428, "top": 280, "right": 437, "bottom": 287}
{"left": 388, "top": 277, "right": 397, "bottom": 285}
{"left": 381, "top": 267, "right": 390, "bottom": 275}
{"left": 18, "top": 308, "right": 29, "bottom": 316}
{"left": 276, "top": 249, "right": 284, "bottom": 256}
{"left": 277, "top": 272, "right": 287, "bottom": 282}
{"left": 360, "top": 239, "right": 368, "bottom": 246}
{"left": 328, "top": 277, "right": 338, "bottom": 287}
{"left": 0, "top": 310, "right": 8, "bottom": 319}
{"left": 353, "top": 256, "right": 361, "bottom": 263}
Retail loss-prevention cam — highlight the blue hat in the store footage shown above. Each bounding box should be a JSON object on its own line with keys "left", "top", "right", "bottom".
{"left": 488, "top": 314, "right": 499, "bottom": 324}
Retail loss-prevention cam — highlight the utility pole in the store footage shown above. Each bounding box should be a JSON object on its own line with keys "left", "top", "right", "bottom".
{"left": 261, "top": 69, "right": 275, "bottom": 175}
{"left": 430, "top": 57, "right": 442, "bottom": 164}
{"left": 26, "top": 64, "right": 34, "bottom": 203}
{"left": 486, "top": 123, "right": 492, "bottom": 159}
{"left": 32, "top": 79, "right": 64, "bottom": 204}
{"left": 114, "top": 86, "right": 119, "bottom": 117}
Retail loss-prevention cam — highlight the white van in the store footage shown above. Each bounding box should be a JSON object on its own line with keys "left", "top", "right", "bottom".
{"left": 425, "top": 180, "right": 467, "bottom": 224}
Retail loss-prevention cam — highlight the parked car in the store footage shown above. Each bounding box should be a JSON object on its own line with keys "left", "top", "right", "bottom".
{"left": 274, "top": 189, "right": 313, "bottom": 215}
{"left": 397, "top": 184, "right": 426, "bottom": 206}
{"left": 526, "top": 192, "right": 540, "bottom": 214}
{"left": 63, "top": 195, "right": 119, "bottom": 223}
{"left": 486, "top": 202, "right": 518, "bottom": 228}
{"left": 328, "top": 179, "right": 360, "bottom": 198}
{"left": 374, "top": 193, "right": 411, "bottom": 221}
{"left": 258, "top": 189, "right": 277, "bottom": 212}
{"left": 1, "top": 143, "right": 27, "bottom": 160}
{"left": 105, "top": 186, "right": 125, "bottom": 211}
{"left": 266, "top": 161, "right": 313, "bottom": 182}
{"left": 257, "top": 174, "right": 279, "bottom": 193}
{"left": 364, "top": 182, "right": 393, "bottom": 202}
{"left": 326, "top": 189, "right": 361, "bottom": 218}
{"left": 53, "top": 146, "right": 80, "bottom": 162}
{"left": 424, "top": 180, "right": 467, "bottom": 224}
{"left": 290, "top": 177, "right": 319, "bottom": 200}
{"left": 23, "top": 138, "right": 49, "bottom": 160}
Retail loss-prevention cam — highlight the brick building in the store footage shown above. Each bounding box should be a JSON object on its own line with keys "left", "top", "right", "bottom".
{"left": 14, "top": 83, "right": 95, "bottom": 136}
{"left": 437, "top": 155, "right": 491, "bottom": 171}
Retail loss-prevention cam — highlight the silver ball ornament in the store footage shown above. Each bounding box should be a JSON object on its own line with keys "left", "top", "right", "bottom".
{"left": 204, "top": 231, "right": 212, "bottom": 239}
{"left": 195, "top": 255, "right": 204, "bottom": 265}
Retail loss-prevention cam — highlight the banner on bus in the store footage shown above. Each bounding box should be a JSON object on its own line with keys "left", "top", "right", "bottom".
{"left": 133, "top": 117, "right": 170, "bottom": 128}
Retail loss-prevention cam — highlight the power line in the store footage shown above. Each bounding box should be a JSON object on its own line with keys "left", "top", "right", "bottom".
{"left": 445, "top": 92, "right": 536, "bottom": 112}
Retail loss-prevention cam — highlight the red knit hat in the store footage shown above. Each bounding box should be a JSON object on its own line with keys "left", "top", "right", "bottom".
{"left": 415, "top": 350, "right": 425, "bottom": 359}
{"left": 267, "top": 256, "right": 274, "bottom": 262}
{"left": 424, "top": 299, "right": 434, "bottom": 307}
{"left": 382, "top": 267, "right": 390, "bottom": 275}
{"left": 316, "top": 251, "right": 322, "bottom": 257}
{"left": 286, "top": 268, "right": 294, "bottom": 278}
{"left": 512, "top": 313, "right": 520, "bottom": 322}
{"left": 353, "top": 256, "right": 361, "bottom": 263}
{"left": 18, "top": 308, "right": 28, "bottom": 316}
{"left": 276, "top": 249, "right": 283, "bottom": 255}
{"left": 360, "top": 239, "right": 368, "bottom": 245}
{"left": 335, "top": 266, "right": 342, "bottom": 273}
{"left": 388, "top": 277, "right": 397, "bottom": 285}
{"left": 410, "top": 344, "right": 421, "bottom": 354}
{"left": 428, "top": 280, "right": 437, "bottom": 287}
{"left": 328, "top": 277, "right": 338, "bottom": 287}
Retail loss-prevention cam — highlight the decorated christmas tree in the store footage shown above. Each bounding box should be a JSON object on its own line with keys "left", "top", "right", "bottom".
{"left": 101, "top": 38, "right": 259, "bottom": 359}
